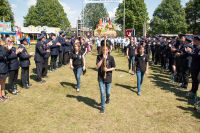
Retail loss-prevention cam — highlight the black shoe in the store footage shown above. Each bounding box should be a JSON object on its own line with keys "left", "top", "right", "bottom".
{"left": 105, "top": 98, "right": 110, "bottom": 104}
{"left": 23, "top": 85, "right": 29, "bottom": 89}
{"left": 100, "top": 109, "right": 105, "bottom": 113}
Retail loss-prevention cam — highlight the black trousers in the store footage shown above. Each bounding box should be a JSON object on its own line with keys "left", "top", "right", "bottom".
{"left": 181, "top": 68, "right": 190, "bottom": 87}
{"left": 58, "top": 52, "right": 63, "bottom": 66}
{"left": 191, "top": 70, "right": 199, "bottom": 94}
{"left": 36, "top": 62, "right": 43, "bottom": 81}
{"left": 50, "top": 55, "right": 58, "bottom": 70}
{"left": 9, "top": 69, "right": 18, "bottom": 90}
{"left": 42, "top": 58, "right": 49, "bottom": 76}
{"left": 154, "top": 53, "right": 160, "bottom": 65}
{"left": 63, "top": 52, "right": 70, "bottom": 65}
{"left": 21, "top": 67, "right": 29, "bottom": 87}
{"left": 151, "top": 51, "right": 155, "bottom": 62}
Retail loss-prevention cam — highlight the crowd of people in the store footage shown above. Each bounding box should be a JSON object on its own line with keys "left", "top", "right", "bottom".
{"left": 0, "top": 32, "right": 199, "bottom": 113}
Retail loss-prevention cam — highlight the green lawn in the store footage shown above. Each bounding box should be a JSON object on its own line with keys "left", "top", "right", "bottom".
{"left": 0, "top": 45, "right": 200, "bottom": 133}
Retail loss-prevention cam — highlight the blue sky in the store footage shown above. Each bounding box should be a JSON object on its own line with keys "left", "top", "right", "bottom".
{"left": 9, "top": 0, "right": 189, "bottom": 27}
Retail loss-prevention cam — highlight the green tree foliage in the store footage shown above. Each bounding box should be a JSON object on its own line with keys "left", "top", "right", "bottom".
{"left": 0, "top": 0, "right": 14, "bottom": 27}
{"left": 185, "top": 0, "right": 200, "bottom": 34}
{"left": 115, "top": 0, "right": 149, "bottom": 36}
{"left": 24, "top": 0, "right": 70, "bottom": 29}
{"left": 83, "top": 3, "right": 108, "bottom": 30}
{"left": 151, "top": 0, "right": 187, "bottom": 35}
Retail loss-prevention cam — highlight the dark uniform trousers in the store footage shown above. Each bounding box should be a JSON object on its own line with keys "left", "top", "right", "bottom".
{"left": 36, "top": 62, "right": 43, "bottom": 81}
{"left": 58, "top": 52, "right": 63, "bottom": 67}
{"left": 191, "top": 70, "right": 199, "bottom": 94}
{"left": 8, "top": 69, "right": 18, "bottom": 90}
{"left": 21, "top": 67, "right": 29, "bottom": 87}
{"left": 63, "top": 52, "right": 70, "bottom": 65}
{"left": 42, "top": 58, "right": 49, "bottom": 76}
{"left": 50, "top": 55, "right": 58, "bottom": 70}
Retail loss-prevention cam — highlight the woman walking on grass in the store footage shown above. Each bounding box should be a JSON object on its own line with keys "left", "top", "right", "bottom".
{"left": 70, "top": 40, "right": 86, "bottom": 92}
{"left": 135, "top": 45, "right": 149, "bottom": 96}
{"left": 96, "top": 40, "right": 116, "bottom": 113}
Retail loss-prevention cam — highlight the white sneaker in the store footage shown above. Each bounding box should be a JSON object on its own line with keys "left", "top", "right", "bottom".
{"left": 76, "top": 89, "right": 80, "bottom": 92}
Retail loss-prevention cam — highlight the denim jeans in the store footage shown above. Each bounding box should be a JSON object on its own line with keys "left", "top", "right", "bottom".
{"left": 128, "top": 56, "right": 135, "bottom": 70}
{"left": 136, "top": 70, "right": 145, "bottom": 93}
{"left": 98, "top": 79, "right": 111, "bottom": 110}
{"left": 73, "top": 67, "right": 83, "bottom": 89}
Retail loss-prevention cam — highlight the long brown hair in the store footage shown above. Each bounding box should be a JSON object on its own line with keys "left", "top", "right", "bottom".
{"left": 74, "top": 40, "right": 81, "bottom": 53}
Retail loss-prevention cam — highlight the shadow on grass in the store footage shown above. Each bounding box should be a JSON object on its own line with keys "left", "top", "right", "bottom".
{"left": 149, "top": 64, "right": 200, "bottom": 119}
{"left": 115, "top": 83, "right": 137, "bottom": 94}
{"left": 60, "top": 82, "right": 76, "bottom": 89}
{"left": 32, "top": 68, "right": 37, "bottom": 74}
{"left": 88, "top": 67, "right": 97, "bottom": 72}
{"left": 66, "top": 95, "right": 100, "bottom": 110}
{"left": 115, "top": 69, "right": 129, "bottom": 74}
{"left": 177, "top": 106, "right": 200, "bottom": 119}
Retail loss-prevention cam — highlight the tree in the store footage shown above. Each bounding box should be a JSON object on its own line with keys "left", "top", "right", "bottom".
{"left": 185, "top": 0, "right": 200, "bottom": 34}
{"left": 115, "top": 0, "right": 149, "bottom": 36}
{"left": 0, "top": 0, "right": 14, "bottom": 27}
{"left": 83, "top": 3, "right": 108, "bottom": 30}
{"left": 150, "top": 0, "right": 187, "bottom": 35}
{"left": 24, "top": 0, "right": 70, "bottom": 29}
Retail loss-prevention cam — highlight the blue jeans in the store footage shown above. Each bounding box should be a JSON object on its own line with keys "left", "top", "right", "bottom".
{"left": 73, "top": 67, "right": 83, "bottom": 89}
{"left": 136, "top": 70, "right": 145, "bottom": 93}
{"left": 128, "top": 56, "right": 135, "bottom": 70}
{"left": 98, "top": 79, "right": 111, "bottom": 110}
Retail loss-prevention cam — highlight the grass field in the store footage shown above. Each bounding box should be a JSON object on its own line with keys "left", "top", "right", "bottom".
{"left": 0, "top": 45, "right": 200, "bottom": 133}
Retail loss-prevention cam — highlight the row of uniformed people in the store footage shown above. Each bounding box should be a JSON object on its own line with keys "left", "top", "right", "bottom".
{"left": 34, "top": 31, "right": 75, "bottom": 83}
{"left": 147, "top": 35, "right": 200, "bottom": 102}
{"left": 0, "top": 37, "right": 34, "bottom": 100}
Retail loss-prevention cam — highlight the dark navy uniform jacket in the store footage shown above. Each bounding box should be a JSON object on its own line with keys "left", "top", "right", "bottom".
{"left": 191, "top": 45, "right": 200, "bottom": 71}
{"left": 50, "top": 39, "right": 59, "bottom": 56}
{"left": 43, "top": 40, "right": 50, "bottom": 59}
{"left": 57, "top": 36, "right": 65, "bottom": 53}
{"left": 0, "top": 45, "right": 8, "bottom": 74}
{"left": 18, "top": 44, "right": 31, "bottom": 68}
{"left": 7, "top": 47, "right": 19, "bottom": 71}
{"left": 65, "top": 42, "right": 73, "bottom": 53}
{"left": 34, "top": 41, "right": 47, "bottom": 63}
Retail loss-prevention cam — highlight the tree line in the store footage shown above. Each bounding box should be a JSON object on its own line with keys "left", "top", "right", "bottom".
{"left": 1, "top": 0, "right": 199, "bottom": 35}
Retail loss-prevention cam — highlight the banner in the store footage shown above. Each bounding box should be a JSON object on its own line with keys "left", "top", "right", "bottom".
{"left": 84, "top": 0, "right": 123, "bottom": 3}
{"left": 0, "top": 22, "right": 12, "bottom": 32}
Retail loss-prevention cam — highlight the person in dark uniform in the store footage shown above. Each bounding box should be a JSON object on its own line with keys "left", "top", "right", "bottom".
{"left": 179, "top": 36, "right": 193, "bottom": 89}
{"left": 151, "top": 39, "right": 156, "bottom": 62}
{"left": 0, "top": 39, "right": 9, "bottom": 101}
{"left": 57, "top": 31, "right": 65, "bottom": 67}
{"left": 96, "top": 39, "right": 116, "bottom": 113}
{"left": 70, "top": 40, "right": 86, "bottom": 92}
{"left": 34, "top": 34, "right": 47, "bottom": 83}
{"left": 187, "top": 35, "right": 200, "bottom": 99}
{"left": 154, "top": 39, "right": 161, "bottom": 65}
{"left": 18, "top": 37, "right": 33, "bottom": 89}
{"left": 40, "top": 31, "right": 50, "bottom": 77}
{"left": 49, "top": 33, "right": 60, "bottom": 71}
{"left": 126, "top": 37, "right": 136, "bottom": 74}
{"left": 42, "top": 39, "right": 51, "bottom": 77}
{"left": 6, "top": 38, "right": 20, "bottom": 95}
{"left": 64, "top": 38, "right": 73, "bottom": 65}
